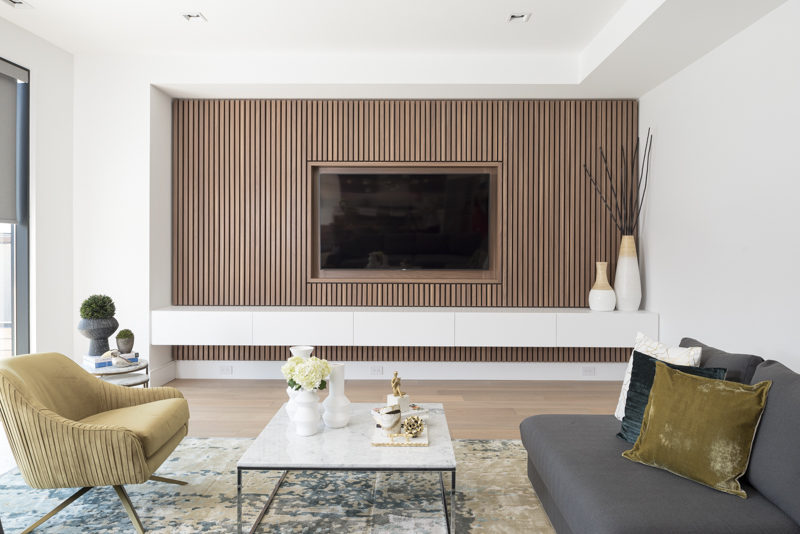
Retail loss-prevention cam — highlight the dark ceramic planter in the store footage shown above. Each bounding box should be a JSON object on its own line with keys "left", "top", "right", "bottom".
{"left": 116, "top": 336, "right": 134, "bottom": 354}
{"left": 77, "top": 317, "right": 119, "bottom": 356}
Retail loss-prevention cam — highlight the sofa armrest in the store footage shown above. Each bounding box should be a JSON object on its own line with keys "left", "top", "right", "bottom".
{"left": 97, "top": 380, "right": 185, "bottom": 411}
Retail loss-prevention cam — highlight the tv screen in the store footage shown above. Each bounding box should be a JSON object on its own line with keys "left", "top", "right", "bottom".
{"left": 318, "top": 170, "right": 491, "bottom": 271}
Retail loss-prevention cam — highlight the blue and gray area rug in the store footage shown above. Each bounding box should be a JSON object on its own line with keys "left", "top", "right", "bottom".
{"left": 0, "top": 439, "right": 553, "bottom": 533}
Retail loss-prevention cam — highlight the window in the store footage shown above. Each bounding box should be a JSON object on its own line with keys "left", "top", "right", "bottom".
{"left": 0, "top": 57, "right": 29, "bottom": 357}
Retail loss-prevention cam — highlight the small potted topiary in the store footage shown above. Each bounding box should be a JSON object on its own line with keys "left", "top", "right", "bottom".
{"left": 77, "top": 294, "right": 118, "bottom": 356}
{"left": 115, "top": 328, "right": 134, "bottom": 354}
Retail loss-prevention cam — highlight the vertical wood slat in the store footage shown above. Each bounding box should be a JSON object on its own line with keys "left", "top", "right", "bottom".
{"left": 172, "top": 99, "right": 639, "bottom": 362}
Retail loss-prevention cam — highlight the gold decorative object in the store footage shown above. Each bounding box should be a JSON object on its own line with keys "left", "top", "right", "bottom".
{"left": 391, "top": 371, "right": 405, "bottom": 397}
{"left": 402, "top": 415, "right": 425, "bottom": 438}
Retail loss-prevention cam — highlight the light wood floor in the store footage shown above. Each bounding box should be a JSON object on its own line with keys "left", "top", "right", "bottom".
{"left": 167, "top": 379, "right": 622, "bottom": 439}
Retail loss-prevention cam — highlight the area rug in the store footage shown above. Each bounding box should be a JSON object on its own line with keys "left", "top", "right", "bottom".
{"left": 0, "top": 438, "right": 553, "bottom": 533}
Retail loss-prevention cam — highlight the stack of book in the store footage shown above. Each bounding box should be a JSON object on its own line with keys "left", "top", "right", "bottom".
{"left": 83, "top": 352, "right": 139, "bottom": 369}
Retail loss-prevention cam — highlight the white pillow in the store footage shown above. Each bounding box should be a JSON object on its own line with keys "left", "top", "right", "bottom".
{"left": 613, "top": 332, "right": 702, "bottom": 420}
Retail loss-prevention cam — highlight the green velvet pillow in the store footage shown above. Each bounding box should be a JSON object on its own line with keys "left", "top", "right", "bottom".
{"left": 623, "top": 362, "right": 771, "bottom": 498}
{"left": 617, "top": 351, "right": 726, "bottom": 443}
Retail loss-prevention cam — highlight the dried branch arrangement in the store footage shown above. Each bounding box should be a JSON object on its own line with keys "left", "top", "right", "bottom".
{"left": 583, "top": 129, "right": 653, "bottom": 235}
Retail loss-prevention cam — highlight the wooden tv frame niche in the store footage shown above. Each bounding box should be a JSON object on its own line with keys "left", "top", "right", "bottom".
{"left": 309, "top": 162, "right": 501, "bottom": 283}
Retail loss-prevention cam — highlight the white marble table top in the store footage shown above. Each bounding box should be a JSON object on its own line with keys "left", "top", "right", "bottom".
{"left": 237, "top": 402, "right": 456, "bottom": 471}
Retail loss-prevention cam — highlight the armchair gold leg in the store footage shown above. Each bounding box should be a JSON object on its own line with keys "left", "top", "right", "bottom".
{"left": 21, "top": 486, "right": 93, "bottom": 534}
{"left": 149, "top": 475, "right": 188, "bottom": 486}
{"left": 113, "top": 485, "right": 145, "bottom": 534}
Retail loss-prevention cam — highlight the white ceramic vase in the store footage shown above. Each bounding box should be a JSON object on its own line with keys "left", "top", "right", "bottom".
{"left": 289, "top": 345, "right": 314, "bottom": 359}
{"left": 322, "top": 363, "right": 351, "bottom": 428}
{"left": 614, "top": 235, "right": 642, "bottom": 311}
{"left": 285, "top": 386, "right": 299, "bottom": 420}
{"left": 293, "top": 389, "right": 322, "bottom": 437}
{"left": 588, "top": 261, "right": 616, "bottom": 312}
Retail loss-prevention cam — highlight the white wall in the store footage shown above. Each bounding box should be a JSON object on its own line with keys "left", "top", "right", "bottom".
{"left": 639, "top": 0, "right": 800, "bottom": 368}
{"left": 0, "top": 18, "right": 73, "bottom": 356}
{"left": 0, "top": 18, "right": 73, "bottom": 475}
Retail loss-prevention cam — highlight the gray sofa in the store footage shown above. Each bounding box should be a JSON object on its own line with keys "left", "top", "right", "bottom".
{"left": 520, "top": 339, "right": 800, "bottom": 534}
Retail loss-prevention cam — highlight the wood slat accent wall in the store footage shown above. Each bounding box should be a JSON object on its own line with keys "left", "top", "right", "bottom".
{"left": 172, "top": 99, "right": 638, "bottom": 363}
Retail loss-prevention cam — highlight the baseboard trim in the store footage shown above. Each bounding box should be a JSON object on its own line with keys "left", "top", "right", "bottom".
{"left": 175, "top": 360, "right": 627, "bottom": 381}
{"left": 151, "top": 360, "right": 177, "bottom": 386}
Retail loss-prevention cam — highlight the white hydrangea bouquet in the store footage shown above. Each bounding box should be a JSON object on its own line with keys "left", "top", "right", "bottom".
{"left": 281, "top": 355, "right": 332, "bottom": 391}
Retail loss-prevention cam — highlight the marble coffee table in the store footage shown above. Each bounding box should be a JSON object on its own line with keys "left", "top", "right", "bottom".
{"left": 236, "top": 402, "right": 457, "bottom": 533}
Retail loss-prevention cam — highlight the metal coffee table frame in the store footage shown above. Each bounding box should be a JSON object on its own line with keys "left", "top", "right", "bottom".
{"left": 237, "top": 464, "right": 456, "bottom": 533}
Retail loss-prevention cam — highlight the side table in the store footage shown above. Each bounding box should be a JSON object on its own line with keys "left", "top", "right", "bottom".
{"left": 84, "top": 359, "right": 150, "bottom": 388}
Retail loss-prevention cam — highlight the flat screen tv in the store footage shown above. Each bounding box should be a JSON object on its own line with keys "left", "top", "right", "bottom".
{"left": 315, "top": 166, "right": 496, "bottom": 279}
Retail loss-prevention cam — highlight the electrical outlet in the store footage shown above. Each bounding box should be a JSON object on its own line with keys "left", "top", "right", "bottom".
{"left": 581, "top": 366, "right": 597, "bottom": 377}
{"left": 220, "top": 365, "right": 234, "bottom": 376}
{"left": 369, "top": 365, "right": 384, "bottom": 376}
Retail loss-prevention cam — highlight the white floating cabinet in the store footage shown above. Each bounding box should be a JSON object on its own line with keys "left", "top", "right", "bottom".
{"left": 353, "top": 311, "right": 454, "bottom": 347}
{"left": 556, "top": 310, "right": 658, "bottom": 347}
{"left": 151, "top": 307, "right": 658, "bottom": 349}
{"left": 151, "top": 309, "right": 253, "bottom": 346}
{"left": 253, "top": 310, "right": 354, "bottom": 346}
{"left": 454, "top": 311, "right": 556, "bottom": 347}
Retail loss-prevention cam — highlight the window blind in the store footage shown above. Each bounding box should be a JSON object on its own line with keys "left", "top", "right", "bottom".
{"left": 0, "top": 71, "right": 16, "bottom": 223}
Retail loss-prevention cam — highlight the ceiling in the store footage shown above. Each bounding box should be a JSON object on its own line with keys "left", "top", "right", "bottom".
{"left": 0, "top": 0, "right": 789, "bottom": 97}
{"left": 1, "top": 0, "right": 628, "bottom": 55}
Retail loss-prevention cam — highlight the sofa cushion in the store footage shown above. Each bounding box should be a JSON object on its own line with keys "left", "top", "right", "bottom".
{"left": 618, "top": 351, "right": 726, "bottom": 443}
{"left": 615, "top": 332, "right": 702, "bottom": 420}
{"left": 680, "top": 337, "right": 763, "bottom": 383}
{"left": 748, "top": 361, "right": 800, "bottom": 525}
{"left": 622, "top": 362, "right": 771, "bottom": 498}
{"left": 81, "top": 398, "right": 190, "bottom": 458}
{"left": 520, "top": 414, "right": 799, "bottom": 534}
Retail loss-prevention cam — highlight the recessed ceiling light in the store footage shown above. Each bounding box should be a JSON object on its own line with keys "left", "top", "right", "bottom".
{"left": 182, "top": 12, "right": 207, "bottom": 22}
{"left": 507, "top": 13, "right": 531, "bottom": 23}
{"left": 2, "top": 0, "right": 34, "bottom": 9}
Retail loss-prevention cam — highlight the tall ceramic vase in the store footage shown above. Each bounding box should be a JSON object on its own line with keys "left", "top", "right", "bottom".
{"left": 614, "top": 235, "right": 642, "bottom": 311}
{"left": 323, "top": 363, "right": 351, "bottom": 428}
{"left": 588, "top": 261, "right": 616, "bottom": 312}
{"left": 294, "top": 389, "right": 322, "bottom": 436}
{"left": 285, "top": 346, "right": 313, "bottom": 421}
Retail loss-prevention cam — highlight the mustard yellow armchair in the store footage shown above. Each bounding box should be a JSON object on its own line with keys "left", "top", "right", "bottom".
{"left": 0, "top": 352, "right": 190, "bottom": 533}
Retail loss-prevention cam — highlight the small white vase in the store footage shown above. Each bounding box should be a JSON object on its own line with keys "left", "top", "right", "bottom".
{"left": 614, "top": 235, "right": 642, "bottom": 311}
{"left": 289, "top": 346, "right": 314, "bottom": 359}
{"left": 588, "top": 261, "right": 616, "bottom": 312}
{"left": 323, "top": 363, "right": 351, "bottom": 428}
{"left": 294, "top": 389, "right": 322, "bottom": 436}
{"left": 285, "top": 386, "right": 299, "bottom": 421}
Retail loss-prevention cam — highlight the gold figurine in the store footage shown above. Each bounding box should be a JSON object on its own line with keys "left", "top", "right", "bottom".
{"left": 402, "top": 416, "right": 425, "bottom": 438}
{"left": 391, "top": 371, "right": 405, "bottom": 397}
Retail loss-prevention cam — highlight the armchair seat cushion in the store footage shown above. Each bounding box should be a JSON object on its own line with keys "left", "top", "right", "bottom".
{"left": 81, "top": 398, "right": 190, "bottom": 458}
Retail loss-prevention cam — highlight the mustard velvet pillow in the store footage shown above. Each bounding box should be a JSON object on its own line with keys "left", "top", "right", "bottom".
{"left": 623, "top": 362, "right": 771, "bottom": 498}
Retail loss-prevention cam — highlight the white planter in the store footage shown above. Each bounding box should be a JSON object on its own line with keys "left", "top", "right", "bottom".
{"left": 588, "top": 261, "right": 616, "bottom": 312}
{"left": 322, "top": 363, "right": 351, "bottom": 428}
{"left": 285, "top": 385, "right": 299, "bottom": 421}
{"left": 293, "top": 389, "right": 322, "bottom": 436}
{"left": 289, "top": 345, "right": 314, "bottom": 358}
{"left": 614, "top": 236, "right": 642, "bottom": 312}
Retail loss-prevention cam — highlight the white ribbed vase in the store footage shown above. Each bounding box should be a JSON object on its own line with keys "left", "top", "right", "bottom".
{"left": 322, "top": 363, "right": 351, "bottom": 428}
{"left": 294, "top": 389, "right": 322, "bottom": 436}
{"left": 285, "top": 386, "right": 299, "bottom": 420}
{"left": 588, "top": 261, "right": 616, "bottom": 312}
{"left": 614, "top": 235, "right": 642, "bottom": 311}
{"left": 285, "top": 346, "right": 313, "bottom": 422}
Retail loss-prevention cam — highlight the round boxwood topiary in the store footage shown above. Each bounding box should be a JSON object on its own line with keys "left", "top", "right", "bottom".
{"left": 116, "top": 329, "right": 133, "bottom": 339}
{"left": 80, "top": 294, "right": 116, "bottom": 320}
